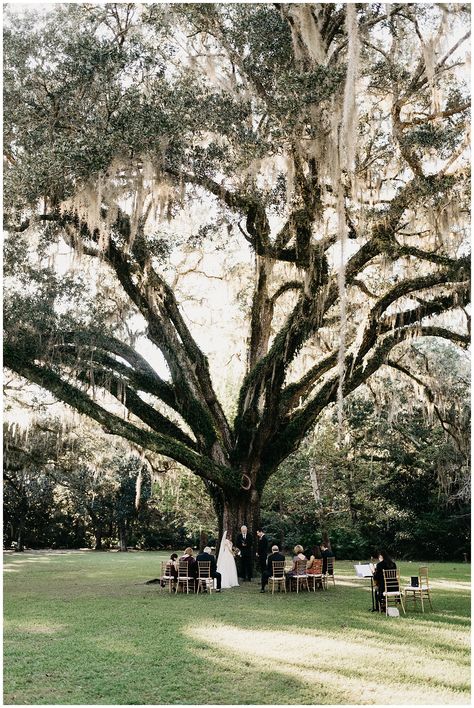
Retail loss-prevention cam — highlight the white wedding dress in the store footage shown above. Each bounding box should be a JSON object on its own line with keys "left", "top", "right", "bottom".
{"left": 217, "top": 531, "right": 239, "bottom": 589}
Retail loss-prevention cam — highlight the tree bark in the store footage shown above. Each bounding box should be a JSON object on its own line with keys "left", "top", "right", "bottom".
{"left": 219, "top": 488, "right": 261, "bottom": 580}
{"left": 16, "top": 523, "right": 24, "bottom": 552}
{"left": 199, "top": 530, "right": 208, "bottom": 549}
{"left": 118, "top": 523, "right": 128, "bottom": 552}
{"left": 94, "top": 530, "right": 103, "bottom": 550}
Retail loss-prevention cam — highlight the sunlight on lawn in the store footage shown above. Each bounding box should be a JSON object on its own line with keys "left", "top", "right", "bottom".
{"left": 333, "top": 578, "right": 365, "bottom": 588}
{"left": 186, "top": 622, "right": 470, "bottom": 705}
{"left": 438, "top": 613, "right": 472, "bottom": 623}
{"left": 430, "top": 580, "right": 471, "bottom": 591}
{"left": 5, "top": 619, "right": 66, "bottom": 635}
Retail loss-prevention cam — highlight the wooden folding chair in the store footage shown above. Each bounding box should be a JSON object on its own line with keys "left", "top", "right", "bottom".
{"left": 382, "top": 568, "right": 405, "bottom": 616}
{"left": 269, "top": 560, "right": 286, "bottom": 594}
{"left": 176, "top": 561, "right": 194, "bottom": 594}
{"left": 160, "top": 561, "right": 175, "bottom": 593}
{"left": 323, "top": 557, "right": 335, "bottom": 589}
{"left": 307, "top": 558, "right": 323, "bottom": 591}
{"left": 290, "top": 559, "right": 309, "bottom": 593}
{"left": 404, "top": 566, "right": 433, "bottom": 612}
{"left": 196, "top": 561, "right": 213, "bottom": 594}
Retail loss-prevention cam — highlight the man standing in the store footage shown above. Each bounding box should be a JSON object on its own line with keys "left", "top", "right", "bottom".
{"left": 196, "top": 546, "right": 222, "bottom": 592}
{"left": 260, "top": 544, "right": 286, "bottom": 593}
{"left": 236, "top": 525, "right": 253, "bottom": 581}
{"left": 256, "top": 528, "right": 269, "bottom": 577}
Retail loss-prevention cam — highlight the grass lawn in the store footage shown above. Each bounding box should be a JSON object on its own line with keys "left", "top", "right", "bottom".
{"left": 3, "top": 550, "right": 471, "bottom": 705}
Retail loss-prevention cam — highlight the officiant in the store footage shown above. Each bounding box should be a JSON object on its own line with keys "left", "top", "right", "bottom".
{"left": 236, "top": 525, "right": 253, "bottom": 581}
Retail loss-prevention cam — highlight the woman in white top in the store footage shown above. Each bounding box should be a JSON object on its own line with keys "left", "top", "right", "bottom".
{"left": 216, "top": 531, "right": 239, "bottom": 589}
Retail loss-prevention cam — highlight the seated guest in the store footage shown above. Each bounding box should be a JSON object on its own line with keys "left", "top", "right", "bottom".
{"left": 305, "top": 544, "right": 322, "bottom": 561}
{"left": 161, "top": 552, "right": 178, "bottom": 587}
{"left": 167, "top": 553, "right": 179, "bottom": 576}
{"left": 373, "top": 549, "right": 397, "bottom": 610}
{"left": 285, "top": 545, "right": 307, "bottom": 589}
{"left": 260, "top": 544, "right": 285, "bottom": 593}
{"left": 179, "top": 547, "right": 197, "bottom": 577}
{"left": 320, "top": 542, "right": 335, "bottom": 574}
{"left": 306, "top": 555, "right": 323, "bottom": 573}
{"left": 306, "top": 553, "right": 323, "bottom": 588}
{"left": 196, "top": 546, "right": 222, "bottom": 592}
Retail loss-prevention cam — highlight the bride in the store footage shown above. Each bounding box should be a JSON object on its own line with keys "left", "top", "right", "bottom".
{"left": 217, "top": 531, "right": 239, "bottom": 589}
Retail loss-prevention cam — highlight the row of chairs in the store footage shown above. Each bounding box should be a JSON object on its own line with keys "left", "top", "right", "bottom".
{"left": 268, "top": 558, "right": 335, "bottom": 594}
{"left": 160, "top": 558, "right": 336, "bottom": 595}
{"left": 160, "top": 560, "right": 432, "bottom": 613}
{"left": 381, "top": 566, "right": 433, "bottom": 616}
{"left": 160, "top": 560, "right": 215, "bottom": 594}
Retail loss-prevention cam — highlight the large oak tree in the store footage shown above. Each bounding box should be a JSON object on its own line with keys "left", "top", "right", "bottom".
{"left": 4, "top": 3, "right": 470, "bottom": 542}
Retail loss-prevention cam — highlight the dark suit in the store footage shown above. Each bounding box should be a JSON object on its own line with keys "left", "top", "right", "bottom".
{"left": 179, "top": 554, "right": 197, "bottom": 590}
{"left": 236, "top": 532, "right": 253, "bottom": 580}
{"left": 373, "top": 559, "right": 397, "bottom": 609}
{"left": 196, "top": 551, "right": 221, "bottom": 590}
{"left": 261, "top": 551, "right": 286, "bottom": 589}
{"left": 257, "top": 534, "right": 269, "bottom": 575}
{"left": 321, "top": 548, "right": 335, "bottom": 574}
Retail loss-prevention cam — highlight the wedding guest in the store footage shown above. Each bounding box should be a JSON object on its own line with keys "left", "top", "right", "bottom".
{"left": 260, "top": 544, "right": 285, "bottom": 593}
{"left": 160, "top": 553, "right": 178, "bottom": 588}
{"left": 196, "top": 546, "right": 222, "bottom": 592}
{"left": 306, "top": 553, "right": 323, "bottom": 589}
{"left": 320, "top": 542, "right": 335, "bottom": 574}
{"left": 373, "top": 549, "right": 397, "bottom": 611}
{"left": 285, "top": 545, "right": 307, "bottom": 589}
{"left": 256, "top": 529, "right": 269, "bottom": 577}
{"left": 305, "top": 544, "right": 322, "bottom": 560}
{"left": 236, "top": 525, "right": 253, "bottom": 581}
{"left": 179, "top": 547, "right": 197, "bottom": 587}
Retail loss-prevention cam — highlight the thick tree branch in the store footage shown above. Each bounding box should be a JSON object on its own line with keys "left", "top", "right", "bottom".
{"left": 4, "top": 344, "right": 239, "bottom": 493}
{"left": 398, "top": 101, "right": 470, "bottom": 127}
{"left": 263, "top": 320, "right": 468, "bottom": 477}
{"left": 72, "top": 365, "right": 198, "bottom": 450}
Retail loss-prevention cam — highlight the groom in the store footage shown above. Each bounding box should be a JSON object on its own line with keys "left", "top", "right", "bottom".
{"left": 236, "top": 525, "right": 253, "bottom": 581}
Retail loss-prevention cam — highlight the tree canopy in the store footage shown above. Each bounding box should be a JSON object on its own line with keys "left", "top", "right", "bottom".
{"left": 4, "top": 3, "right": 470, "bottom": 536}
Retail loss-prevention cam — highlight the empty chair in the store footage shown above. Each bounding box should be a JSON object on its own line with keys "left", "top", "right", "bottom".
{"left": 196, "top": 560, "right": 213, "bottom": 594}
{"left": 404, "top": 566, "right": 433, "bottom": 612}
{"left": 382, "top": 568, "right": 405, "bottom": 616}
{"left": 269, "top": 560, "right": 286, "bottom": 594}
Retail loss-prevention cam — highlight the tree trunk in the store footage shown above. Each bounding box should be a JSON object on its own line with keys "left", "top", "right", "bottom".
{"left": 322, "top": 529, "right": 331, "bottom": 550}
{"left": 118, "top": 523, "right": 128, "bottom": 552}
{"left": 219, "top": 488, "right": 261, "bottom": 580}
{"left": 88, "top": 509, "right": 103, "bottom": 550}
{"left": 94, "top": 530, "right": 103, "bottom": 550}
{"left": 16, "top": 523, "right": 24, "bottom": 552}
{"left": 199, "top": 530, "right": 208, "bottom": 549}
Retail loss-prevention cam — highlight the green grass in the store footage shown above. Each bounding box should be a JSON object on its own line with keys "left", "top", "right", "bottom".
{"left": 3, "top": 551, "right": 471, "bottom": 705}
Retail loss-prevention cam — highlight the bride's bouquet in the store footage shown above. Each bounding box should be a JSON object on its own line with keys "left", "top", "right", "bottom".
{"left": 232, "top": 546, "right": 241, "bottom": 557}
